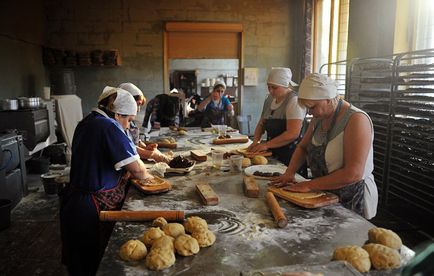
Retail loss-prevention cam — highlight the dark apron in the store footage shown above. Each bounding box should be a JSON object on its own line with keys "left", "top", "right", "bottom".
{"left": 201, "top": 102, "right": 225, "bottom": 128}
{"left": 307, "top": 100, "right": 365, "bottom": 216}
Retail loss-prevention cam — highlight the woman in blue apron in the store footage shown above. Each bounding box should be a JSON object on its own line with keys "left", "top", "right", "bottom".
{"left": 248, "top": 68, "right": 307, "bottom": 169}
{"left": 270, "top": 73, "right": 378, "bottom": 219}
{"left": 60, "top": 88, "right": 153, "bottom": 275}
{"left": 198, "top": 81, "right": 233, "bottom": 128}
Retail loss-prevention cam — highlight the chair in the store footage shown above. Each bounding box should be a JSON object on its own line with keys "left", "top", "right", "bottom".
{"left": 236, "top": 115, "right": 252, "bottom": 135}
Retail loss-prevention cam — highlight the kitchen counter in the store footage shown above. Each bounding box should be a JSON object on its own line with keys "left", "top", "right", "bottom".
{"left": 98, "top": 128, "right": 414, "bottom": 275}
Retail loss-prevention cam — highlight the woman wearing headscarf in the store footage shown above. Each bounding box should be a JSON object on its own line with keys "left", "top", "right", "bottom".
{"left": 198, "top": 80, "right": 234, "bottom": 127}
{"left": 248, "top": 68, "right": 307, "bottom": 167}
{"left": 117, "top": 83, "right": 170, "bottom": 163}
{"left": 270, "top": 73, "right": 378, "bottom": 219}
{"left": 60, "top": 87, "right": 153, "bottom": 275}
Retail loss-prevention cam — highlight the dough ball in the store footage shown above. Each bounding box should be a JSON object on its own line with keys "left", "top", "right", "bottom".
{"left": 145, "top": 248, "right": 176, "bottom": 271}
{"left": 142, "top": 227, "right": 165, "bottom": 247}
{"left": 160, "top": 138, "right": 170, "bottom": 143}
{"left": 178, "top": 130, "right": 187, "bottom": 135}
{"left": 191, "top": 229, "right": 216, "bottom": 247}
{"left": 242, "top": 158, "right": 251, "bottom": 168}
{"left": 368, "top": 227, "right": 402, "bottom": 250}
{"left": 152, "top": 217, "right": 168, "bottom": 229}
{"left": 333, "top": 245, "right": 371, "bottom": 273}
{"left": 174, "top": 234, "right": 200, "bottom": 256}
{"left": 184, "top": 216, "right": 208, "bottom": 234}
{"left": 252, "top": 155, "right": 268, "bottom": 165}
{"left": 152, "top": 235, "right": 175, "bottom": 252}
{"left": 362, "top": 243, "right": 401, "bottom": 270}
{"left": 163, "top": 223, "right": 185, "bottom": 238}
{"left": 119, "top": 239, "right": 147, "bottom": 261}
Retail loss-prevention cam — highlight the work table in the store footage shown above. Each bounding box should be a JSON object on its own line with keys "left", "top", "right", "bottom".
{"left": 98, "top": 128, "right": 414, "bottom": 275}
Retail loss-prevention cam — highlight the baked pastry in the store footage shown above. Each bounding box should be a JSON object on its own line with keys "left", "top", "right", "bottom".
{"left": 333, "top": 245, "right": 371, "bottom": 272}
{"left": 174, "top": 234, "right": 200, "bottom": 256}
{"left": 368, "top": 227, "right": 402, "bottom": 250}
{"left": 152, "top": 235, "right": 175, "bottom": 252}
{"left": 152, "top": 217, "right": 168, "bottom": 229}
{"left": 145, "top": 247, "right": 176, "bottom": 271}
{"left": 252, "top": 155, "right": 268, "bottom": 165}
{"left": 163, "top": 223, "right": 185, "bottom": 238}
{"left": 242, "top": 157, "right": 251, "bottom": 168}
{"left": 184, "top": 216, "right": 208, "bottom": 234}
{"left": 142, "top": 227, "right": 165, "bottom": 247}
{"left": 119, "top": 239, "right": 148, "bottom": 261}
{"left": 191, "top": 229, "right": 216, "bottom": 247}
{"left": 362, "top": 243, "right": 401, "bottom": 270}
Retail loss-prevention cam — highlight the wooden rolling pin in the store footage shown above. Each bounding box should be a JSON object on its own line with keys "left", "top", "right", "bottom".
{"left": 99, "top": 210, "right": 185, "bottom": 222}
{"left": 265, "top": 192, "right": 288, "bottom": 228}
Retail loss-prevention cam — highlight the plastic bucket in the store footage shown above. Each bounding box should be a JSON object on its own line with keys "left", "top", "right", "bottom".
{"left": 41, "top": 172, "right": 63, "bottom": 195}
{"left": 0, "top": 199, "right": 12, "bottom": 230}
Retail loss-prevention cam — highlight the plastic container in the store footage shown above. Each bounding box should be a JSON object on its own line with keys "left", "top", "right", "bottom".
{"left": 41, "top": 172, "right": 63, "bottom": 195}
{"left": 0, "top": 199, "right": 12, "bottom": 230}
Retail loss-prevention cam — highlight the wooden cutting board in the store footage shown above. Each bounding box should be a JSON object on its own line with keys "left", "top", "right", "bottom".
{"left": 143, "top": 140, "right": 177, "bottom": 149}
{"left": 131, "top": 176, "right": 172, "bottom": 194}
{"left": 268, "top": 187, "right": 339, "bottom": 208}
{"left": 237, "top": 148, "right": 272, "bottom": 157}
{"left": 212, "top": 136, "right": 249, "bottom": 145}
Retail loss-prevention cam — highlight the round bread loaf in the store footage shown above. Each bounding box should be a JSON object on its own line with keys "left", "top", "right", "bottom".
{"left": 163, "top": 223, "right": 185, "bottom": 238}
{"left": 333, "top": 245, "right": 371, "bottom": 273}
{"left": 242, "top": 157, "right": 251, "bottom": 167}
{"left": 184, "top": 216, "right": 208, "bottom": 233}
{"left": 119, "top": 239, "right": 147, "bottom": 261}
{"left": 368, "top": 227, "right": 402, "bottom": 250}
{"left": 152, "top": 217, "right": 168, "bottom": 229}
{"left": 145, "top": 247, "right": 176, "bottom": 270}
{"left": 142, "top": 227, "right": 165, "bottom": 247}
{"left": 252, "top": 155, "right": 268, "bottom": 165}
{"left": 362, "top": 243, "right": 401, "bottom": 270}
{"left": 191, "top": 229, "right": 216, "bottom": 247}
{"left": 174, "top": 234, "right": 200, "bottom": 256}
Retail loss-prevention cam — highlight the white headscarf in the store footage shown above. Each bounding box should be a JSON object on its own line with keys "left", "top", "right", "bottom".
{"left": 213, "top": 80, "right": 226, "bottom": 90}
{"left": 99, "top": 86, "right": 137, "bottom": 115}
{"left": 118, "top": 82, "right": 144, "bottom": 97}
{"left": 267, "top": 67, "right": 298, "bottom": 87}
{"left": 298, "top": 73, "right": 339, "bottom": 100}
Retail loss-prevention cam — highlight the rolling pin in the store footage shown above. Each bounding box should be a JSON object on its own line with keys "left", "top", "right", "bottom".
{"left": 265, "top": 192, "right": 288, "bottom": 228}
{"left": 99, "top": 210, "right": 185, "bottom": 222}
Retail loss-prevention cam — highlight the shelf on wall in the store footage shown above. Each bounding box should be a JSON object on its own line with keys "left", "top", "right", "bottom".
{"left": 42, "top": 47, "right": 121, "bottom": 67}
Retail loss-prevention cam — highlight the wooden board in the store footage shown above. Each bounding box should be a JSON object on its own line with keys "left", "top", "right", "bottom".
{"left": 268, "top": 187, "right": 339, "bottom": 209}
{"left": 243, "top": 176, "right": 259, "bottom": 198}
{"left": 190, "top": 150, "right": 208, "bottom": 161}
{"left": 144, "top": 140, "right": 177, "bottom": 149}
{"left": 212, "top": 136, "right": 249, "bottom": 145}
{"left": 196, "top": 182, "right": 219, "bottom": 205}
{"left": 131, "top": 176, "right": 172, "bottom": 194}
{"left": 237, "top": 148, "right": 272, "bottom": 158}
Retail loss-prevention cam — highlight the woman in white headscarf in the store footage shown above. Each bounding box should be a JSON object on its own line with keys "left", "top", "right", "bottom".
{"left": 60, "top": 87, "right": 153, "bottom": 275}
{"left": 270, "top": 73, "right": 378, "bottom": 219}
{"left": 248, "top": 67, "right": 307, "bottom": 168}
{"left": 198, "top": 80, "right": 234, "bottom": 127}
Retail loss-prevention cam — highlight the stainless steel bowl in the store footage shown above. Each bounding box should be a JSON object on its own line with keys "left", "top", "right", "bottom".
{"left": 0, "top": 99, "right": 19, "bottom": 110}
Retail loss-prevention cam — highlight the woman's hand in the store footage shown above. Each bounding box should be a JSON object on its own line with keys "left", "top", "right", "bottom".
{"left": 250, "top": 143, "right": 268, "bottom": 153}
{"left": 150, "top": 149, "right": 171, "bottom": 163}
{"left": 268, "top": 172, "right": 296, "bottom": 188}
{"left": 282, "top": 181, "right": 312, "bottom": 193}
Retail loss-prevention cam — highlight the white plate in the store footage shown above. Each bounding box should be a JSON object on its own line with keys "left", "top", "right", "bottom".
{"left": 244, "top": 165, "right": 286, "bottom": 179}
{"left": 165, "top": 161, "right": 196, "bottom": 174}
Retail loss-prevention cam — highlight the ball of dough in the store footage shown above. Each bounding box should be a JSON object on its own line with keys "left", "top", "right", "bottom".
{"left": 184, "top": 216, "right": 208, "bottom": 234}
{"left": 333, "top": 245, "right": 371, "bottom": 273}
{"left": 119, "top": 239, "right": 147, "bottom": 261}
{"left": 145, "top": 248, "right": 176, "bottom": 271}
{"left": 174, "top": 234, "right": 200, "bottom": 256}
{"left": 163, "top": 223, "right": 185, "bottom": 238}
{"left": 368, "top": 227, "right": 402, "bottom": 250}
{"left": 152, "top": 217, "right": 168, "bottom": 229}
{"left": 152, "top": 235, "right": 175, "bottom": 252}
{"left": 252, "top": 155, "right": 268, "bottom": 165}
{"left": 178, "top": 130, "right": 187, "bottom": 135}
{"left": 362, "top": 243, "right": 401, "bottom": 270}
{"left": 191, "top": 229, "right": 216, "bottom": 247}
{"left": 242, "top": 158, "right": 251, "bottom": 168}
{"left": 142, "top": 227, "right": 165, "bottom": 247}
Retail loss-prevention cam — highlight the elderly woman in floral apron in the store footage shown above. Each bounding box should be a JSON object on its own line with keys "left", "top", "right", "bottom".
{"left": 248, "top": 67, "right": 307, "bottom": 168}
{"left": 198, "top": 80, "right": 234, "bottom": 128}
{"left": 270, "top": 73, "right": 378, "bottom": 219}
{"left": 60, "top": 87, "right": 153, "bottom": 275}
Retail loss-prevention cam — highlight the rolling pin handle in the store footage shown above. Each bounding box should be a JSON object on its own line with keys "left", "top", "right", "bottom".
{"left": 266, "top": 192, "right": 288, "bottom": 228}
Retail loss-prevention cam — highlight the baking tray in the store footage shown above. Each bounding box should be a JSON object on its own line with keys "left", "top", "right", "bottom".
{"left": 241, "top": 261, "right": 362, "bottom": 276}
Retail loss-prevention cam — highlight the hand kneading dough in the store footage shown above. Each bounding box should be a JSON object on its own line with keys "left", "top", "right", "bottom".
{"left": 119, "top": 239, "right": 147, "bottom": 261}
{"left": 192, "top": 230, "right": 216, "bottom": 247}
{"left": 152, "top": 236, "right": 175, "bottom": 252}
{"left": 368, "top": 227, "right": 402, "bottom": 250}
{"left": 333, "top": 245, "right": 371, "bottom": 272}
{"left": 142, "top": 227, "right": 165, "bottom": 247}
{"left": 152, "top": 217, "right": 168, "bottom": 229}
{"left": 163, "top": 223, "right": 185, "bottom": 238}
{"left": 362, "top": 243, "right": 401, "bottom": 270}
{"left": 242, "top": 158, "right": 251, "bottom": 168}
{"left": 252, "top": 155, "right": 268, "bottom": 165}
{"left": 145, "top": 248, "right": 176, "bottom": 271}
{"left": 174, "top": 234, "right": 200, "bottom": 256}
{"left": 184, "top": 216, "right": 208, "bottom": 234}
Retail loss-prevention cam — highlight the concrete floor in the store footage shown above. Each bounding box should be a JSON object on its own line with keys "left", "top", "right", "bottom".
{"left": 0, "top": 173, "right": 432, "bottom": 276}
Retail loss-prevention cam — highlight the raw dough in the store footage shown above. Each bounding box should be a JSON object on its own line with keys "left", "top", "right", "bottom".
{"left": 163, "top": 223, "right": 185, "bottom": 238}
{"left": 119, "top": 239, "right": 148, "bottom": 261}
{"left": 178, "top": 130, "right": 187, "bottom": 135}
{"left": 284, "top": 191, "right": 326, "bottom": 200}
{"left": 152, "top": 217, "right": 168, "bottom": 229}
{"left": 184, "top": 216, "right": 208, "bottom": 234}
{"left": 191, "top": 229, "right": 216, "bottom": 247}
{"left": 142, "top": 227, "right": 165, "bottom": 247}
{"left": 252, "top": 156, "right": 268, "bottom": 165}
{"left": 333, "top": 245, "right": 371, "bottom": 273}
{"left": 174, "top": 234, "right": 200, "bottom": 256}
{"left": 152, "top": 235, "right": 175, "bottom": 252}
{"left": 362, "top": 243, "right": 401, "bottom": 270}
{"left": 242, "top": 158, "right": 251, "bottom": 168}
{"left": 145, "top": 247, "right": 176, "bottom": 271}
{"left": 368, "top": 227, "right": 402, "bottom": 250}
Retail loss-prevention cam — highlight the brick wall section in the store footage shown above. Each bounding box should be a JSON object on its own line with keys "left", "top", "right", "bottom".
{"left": 45, "top": 0, "right": 303, "bottom": 119}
